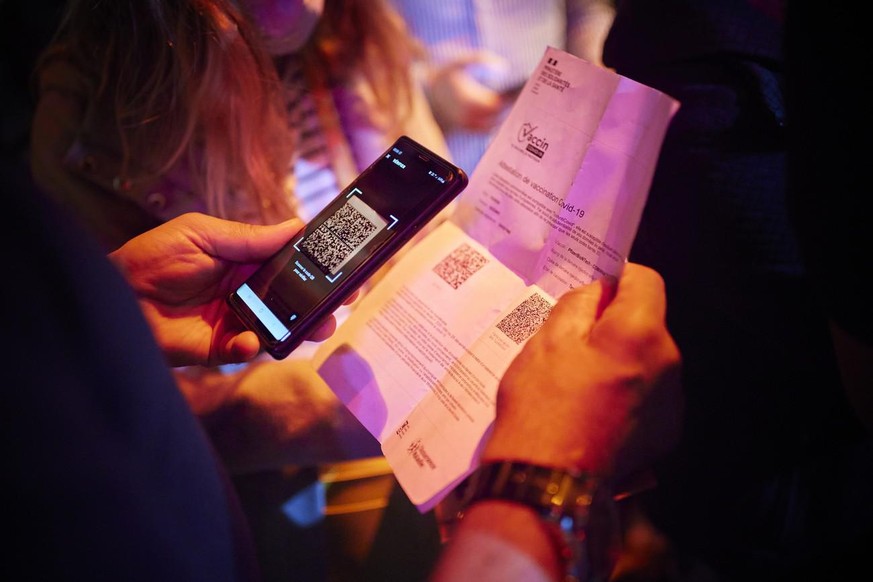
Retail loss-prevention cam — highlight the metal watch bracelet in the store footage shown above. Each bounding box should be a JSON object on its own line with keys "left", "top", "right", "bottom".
{"left": 456, "top": 460, "right": 621, "bottom": 582}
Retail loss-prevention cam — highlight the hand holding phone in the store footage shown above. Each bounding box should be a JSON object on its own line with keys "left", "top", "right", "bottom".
{"left": 227, "top": 136, "right": 468, "bottom": 359}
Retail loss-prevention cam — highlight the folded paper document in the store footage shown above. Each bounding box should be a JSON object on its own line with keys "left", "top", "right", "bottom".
{"left": 312, "top": 46, "right": 679, "bottom": 511}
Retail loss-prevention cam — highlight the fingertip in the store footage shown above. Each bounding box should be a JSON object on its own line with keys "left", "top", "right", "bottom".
{"left": 277, "top": 217, "right": 305, "bottom": 232}
{"left": 343, "top": 290, "right": 360, "bottom": 306}
{"left": 224, "top": 332, "right": 262, "bottom": 364}
{"left": 624, "top": 262, "right": 665, "bottom": 287}
{"left": 596, "top": 274, "right": 619, "bottom": 318}
{"left": 307, "top": 316, "right": 337, "bottom": 343}
{"left": 620, "top": 263, "right": 668, "bottom": 303}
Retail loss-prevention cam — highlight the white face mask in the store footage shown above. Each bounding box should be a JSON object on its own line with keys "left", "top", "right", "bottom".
{"left": 242, "top": 0, "right": 326, "bottom": 56}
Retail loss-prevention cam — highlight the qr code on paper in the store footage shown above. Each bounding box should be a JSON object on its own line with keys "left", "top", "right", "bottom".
{"left": 496, "top": 293, "right": 553, "bottom": 344}
{"left": 300, "top": 198, "right": 383, "bottom": 274}
{"left": 433, "top": 243, "right": 488, "bottom": 289}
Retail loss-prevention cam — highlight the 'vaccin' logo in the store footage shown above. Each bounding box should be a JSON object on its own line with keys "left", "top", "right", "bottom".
{"left": 517, "top": 122, "right": 549, "bottom": 159}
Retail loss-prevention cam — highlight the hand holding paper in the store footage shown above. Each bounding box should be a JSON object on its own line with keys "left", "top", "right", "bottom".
{"left": 313, "top": 47, "right": 679, "bottom": 511}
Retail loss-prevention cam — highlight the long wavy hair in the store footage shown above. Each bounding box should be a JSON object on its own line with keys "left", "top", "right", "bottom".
{"left": 36, "top": 0, "right": 423, "bottom": 224}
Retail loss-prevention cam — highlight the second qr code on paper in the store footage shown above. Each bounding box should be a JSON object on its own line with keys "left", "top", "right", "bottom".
{"left": 496, "top": 293, "right": 553, "bottom": 344}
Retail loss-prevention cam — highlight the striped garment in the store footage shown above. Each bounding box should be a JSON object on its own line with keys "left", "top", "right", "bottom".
{"left": 281, "top": 58, "right": 342, "bottom": 222}
{"left": 391, "top": 0, "right": 573, "bottom": 173}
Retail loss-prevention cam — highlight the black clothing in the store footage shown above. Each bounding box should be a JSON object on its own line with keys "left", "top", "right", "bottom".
{"left": 604, "top": 2, "right": 872, "bottom": 580}
{"left": 2, "top": 159, "right": 259, "bottom": 582}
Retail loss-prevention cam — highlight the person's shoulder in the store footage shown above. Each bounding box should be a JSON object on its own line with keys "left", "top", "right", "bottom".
{"left": 2, "top": 158, "right": 249, "bottom": 581}
{"left": 35, "top": 52, "right": 91, "bottom": 98}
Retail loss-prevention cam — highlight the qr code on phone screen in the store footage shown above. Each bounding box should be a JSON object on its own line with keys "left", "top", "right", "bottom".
{"left": 300, "top": 198, "right": 383, "bottom": 274}
{"left": 433, "top": 243, "right": 488, "bottom": 289}
{"left": 496, "top": 293, "right": 553, "bottom": 344}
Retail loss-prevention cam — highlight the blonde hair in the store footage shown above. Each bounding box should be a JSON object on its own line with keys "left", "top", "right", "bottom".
{"left": 299, "top": 0, "right": 425, "bottom": 130}
{"left": 38, "top": 0, "right": 297, "bottom": 223}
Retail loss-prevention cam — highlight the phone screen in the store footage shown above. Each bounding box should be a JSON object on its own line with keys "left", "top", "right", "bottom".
{"left": 228, "top": 136, "right": 468, "bottom": 358}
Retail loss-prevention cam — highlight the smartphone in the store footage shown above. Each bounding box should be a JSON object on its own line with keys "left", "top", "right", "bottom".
{"left": 227, "top": 135, "right": 468, "bottom": 359}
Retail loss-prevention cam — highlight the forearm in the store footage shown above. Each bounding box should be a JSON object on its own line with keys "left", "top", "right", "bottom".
{"left": 431, "top": 500, "right": 561, "bottom": 582}
{"left": 176, "top": 360, "right": 381, "bottom": 473}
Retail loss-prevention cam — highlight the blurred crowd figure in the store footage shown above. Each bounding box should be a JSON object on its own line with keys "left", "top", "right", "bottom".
{"left": 603, "top": 1, "right": 873, "bottom": 580}
{"left": 30, "top": 0, "right": 448, "bottom": 249}
{"left": 390, "top": 0, "right": 616, "bottom": 174}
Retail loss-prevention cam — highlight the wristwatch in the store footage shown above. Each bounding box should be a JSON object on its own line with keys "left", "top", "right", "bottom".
{"left": 456, "top": 461, "right": 621, "bottom": 582}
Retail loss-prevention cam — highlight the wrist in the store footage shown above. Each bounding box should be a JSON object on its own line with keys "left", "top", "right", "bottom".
{"left": 464, "top": 499, "right": 566, "bottom": 577}
{"left": 482, "top": 424, "right": 616, "bottom": 475}
{"left": 454, "top": 461, "right": 621, "bottom": 582}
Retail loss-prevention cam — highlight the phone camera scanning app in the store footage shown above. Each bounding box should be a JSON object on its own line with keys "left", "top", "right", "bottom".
{"left": 298, "top": 193, "right": 387, "bottom": 279}
{"left": 228, "top": 135, "right": 469, "bottom": 359}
